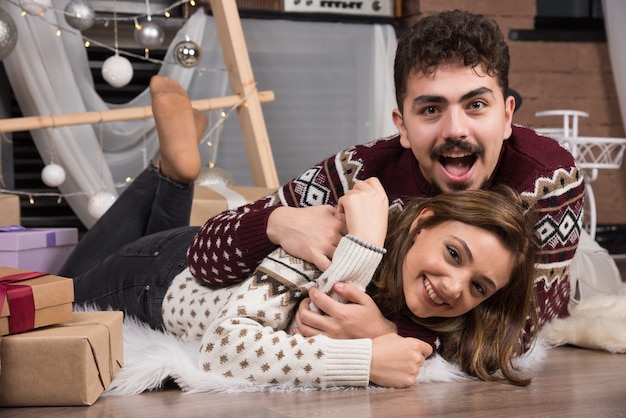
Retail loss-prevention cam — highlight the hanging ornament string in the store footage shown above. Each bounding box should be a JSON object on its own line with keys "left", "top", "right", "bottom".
{"left": 207, "top": 109, "right": 225, "bottom": 168}
{"left": 134, "top": 0, "right": 165, "bottom": 55}
{"left": 141, "top": 113, "right": 148, "bottom": 169}
{"left": 101, "top": 0, "right": 134, "bottom": 88}
{"left": 40, "top": 124, "right": 66, "bottom": 188}
{"left": 86, "top": 121, "right": 117, "bottom": 219}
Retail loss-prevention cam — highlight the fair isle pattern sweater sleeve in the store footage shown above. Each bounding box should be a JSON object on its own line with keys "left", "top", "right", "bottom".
{"left": 504, "top": 127, "right": 586, "bottom": 328}
{"left": 520, "top": 165, "right": 584, "bottom": 326}
{"left": 165, "top": 238, "right": 383, "bottom": 388}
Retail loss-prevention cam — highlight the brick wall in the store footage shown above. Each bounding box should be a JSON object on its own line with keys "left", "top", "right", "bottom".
{"left": 400, "top": 0, "right": 626, "bottom": 225}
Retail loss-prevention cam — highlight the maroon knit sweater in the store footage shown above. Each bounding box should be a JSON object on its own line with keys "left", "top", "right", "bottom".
{"left": 187, "top": 125, "right": 584, "bottom": 349}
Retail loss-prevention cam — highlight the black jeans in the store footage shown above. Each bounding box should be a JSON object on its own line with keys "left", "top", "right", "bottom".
{"left": 59, "top": 165, "right": 200, "bottom": 330}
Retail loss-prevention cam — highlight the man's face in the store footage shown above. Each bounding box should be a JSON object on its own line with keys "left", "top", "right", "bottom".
{"left": 392, "top": 63, "right": 515, "bottom": 192}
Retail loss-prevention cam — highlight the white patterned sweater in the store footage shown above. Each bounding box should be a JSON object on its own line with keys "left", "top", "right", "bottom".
{"left": 162, "top": 237, "right": 383, "bottom": 388}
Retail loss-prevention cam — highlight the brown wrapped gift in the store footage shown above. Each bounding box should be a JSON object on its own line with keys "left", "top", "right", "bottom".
{"left": 0, "top": 194, "right": 20, "bottom": 227}
{"left": 0, "top": 266, "right": 74, "bottom": 336}
{"left": 190, "top": 184, "right": 274, "bottom": 226}
{"left": 0, "top": 311, "right": 124, "bottom": 406}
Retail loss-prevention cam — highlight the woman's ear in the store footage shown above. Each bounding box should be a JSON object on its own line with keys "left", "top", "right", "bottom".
{"left": 410, "top": 208, "right": 435, "bottom": 232}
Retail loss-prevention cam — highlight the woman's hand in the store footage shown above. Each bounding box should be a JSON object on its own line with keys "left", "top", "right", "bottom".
{"left": 294, "top": 283, "right": 396, "bottom": 339}
{"left": 369, "top": 334, "right": 433, "bottom": 388}
{"left": 338, "top": 178, "right": 388, "bottom": 247}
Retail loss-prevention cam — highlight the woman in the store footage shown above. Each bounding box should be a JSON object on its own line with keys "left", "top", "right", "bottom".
{"left": 61, "top": 77, "right": 538, "bottom": 389}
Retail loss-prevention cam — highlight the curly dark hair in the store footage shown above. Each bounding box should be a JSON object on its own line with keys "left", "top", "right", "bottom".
{"left": 394, "top": 10, "right": 510, "bottom": 112}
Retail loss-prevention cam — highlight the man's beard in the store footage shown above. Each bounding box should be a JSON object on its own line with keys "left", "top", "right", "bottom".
{"left": 430, "top": 177, "right": 489, "bottom": 194}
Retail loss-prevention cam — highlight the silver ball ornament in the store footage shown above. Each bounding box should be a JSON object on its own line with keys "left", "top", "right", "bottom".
{"left": 134, "top": 21, "right": 164, "bottom": 49}
{"left": 64, "top": 0, "right": 96, "bottom": 31}
{"left": 102, "top": 55, "right": 133, "bottom": 88}
{"left": 41, "top": 163, "right": 66, "bottom": 187}
{"left": 88, "top": 191, "right": 116, "bottom": 219}
{"left": 19, "top": 0, "right": 52, "bottom": 16}
{"left": 0, "top": 8, "right": 17, "bottom": 60}
{"left": 195, "top": 165, "right": 234, "bottom": 187}
{"left": 174, "top": 40, "right": 201, "bottom": 68}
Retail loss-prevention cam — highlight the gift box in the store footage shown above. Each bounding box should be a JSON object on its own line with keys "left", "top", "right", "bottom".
{"left": 0, "top": 227, "right": 78, "bottom": 274}
{"left": 190, "top": 184, "right": 275, "bottom": 226}
{"left": 1, "top": 266, "right": 74, "bottom": 336}
{"left": 0, "top": 194, "right": 20, "bottom": 227}
{"left": 0, "top": 311, "right": 124, "bottom": 406}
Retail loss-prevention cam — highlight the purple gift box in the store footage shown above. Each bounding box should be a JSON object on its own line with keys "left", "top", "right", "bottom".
{"left": 0, "top": 227, "right": 78, "bottom": 274}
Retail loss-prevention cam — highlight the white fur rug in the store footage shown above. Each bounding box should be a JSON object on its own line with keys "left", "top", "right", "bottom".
{"left": 87, "top": 312, "right": 546, "bottom": 396}
{"left": 78, "top": 285, "right": 626, "bottom": 397}
{"left": 540, "top": 283, "right": 626, "bottom": 353}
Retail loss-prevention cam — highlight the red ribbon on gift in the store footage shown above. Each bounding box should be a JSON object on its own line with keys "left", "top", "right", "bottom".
{"left": 0, "top": 271, "right": 47, "bottom": 334}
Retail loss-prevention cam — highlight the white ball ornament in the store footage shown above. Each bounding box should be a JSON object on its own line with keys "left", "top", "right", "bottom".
{"left": 19, "top": 0, "right": 52, "bottom": 16}
{"left": 88, "top": 192, "right": 116, "bottom": 219}
{"left": 41, "top": 163, "right": 66, "bottom": 187}
{"left": 64, "top": 0, "right": 96, "bottom": 31}
{"left": 102, "top": 55, "right": 133, "bottom": 88}
{"left": 0, "top": 8, "right": 18, "bottom": 60}
{"left": 134, "top": 21, "right": 164, "bottom": 49}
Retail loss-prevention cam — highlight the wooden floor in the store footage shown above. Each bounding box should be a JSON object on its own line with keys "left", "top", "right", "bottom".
{"left": 2, "top": 346, "right": 625, "bottom": 417}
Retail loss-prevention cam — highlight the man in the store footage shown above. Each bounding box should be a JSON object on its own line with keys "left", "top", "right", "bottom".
{"left": 187, "top": 10, "right": 584, "bottom": 349}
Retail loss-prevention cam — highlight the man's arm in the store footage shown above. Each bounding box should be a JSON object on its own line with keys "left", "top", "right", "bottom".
{"left": 525, "top": 166, "right": 585, "bottom": 325}
{"left": 187, "top": 151, "right": 353, "bottom": 285}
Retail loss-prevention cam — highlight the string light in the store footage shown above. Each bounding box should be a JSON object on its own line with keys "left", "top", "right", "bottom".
{"left": 0, "top": 178, "right": 137, "bottom": 205}
{"left": 10, "top": 0, "right": 195, "bottom": 25}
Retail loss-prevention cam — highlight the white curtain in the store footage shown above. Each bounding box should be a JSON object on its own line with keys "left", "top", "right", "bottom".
{"left": 3, "top": 0, "right": 397, "bottom": 228}
{"left": 603, "top": 0, "right": 626, "bottom": 131}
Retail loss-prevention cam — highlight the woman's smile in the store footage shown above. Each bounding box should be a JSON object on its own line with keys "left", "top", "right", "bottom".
{"left": 423, "top": 277, "right": 446, "bottom": 306}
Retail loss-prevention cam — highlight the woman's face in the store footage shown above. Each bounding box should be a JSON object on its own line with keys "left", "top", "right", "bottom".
{"left": 402, "top": 210, "right": 515, "bottom": 318}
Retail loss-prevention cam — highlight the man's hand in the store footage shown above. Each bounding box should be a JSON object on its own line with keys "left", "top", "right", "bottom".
{"left": 369, "top": 334, "right": 433, "bottom": 388}
{"left": 294, "top": 283, "right": 396, "bottom": 339}
{"left": 267, "top": 205, "right": 347, "bottom": 271}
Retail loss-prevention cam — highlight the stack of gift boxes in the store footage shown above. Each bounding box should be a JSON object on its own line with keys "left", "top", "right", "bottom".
{"left": 0, "top": 184, "right": 272, "bottom": 406}
{"left": 0, "top": 194, "right": 123, "bottom": 407}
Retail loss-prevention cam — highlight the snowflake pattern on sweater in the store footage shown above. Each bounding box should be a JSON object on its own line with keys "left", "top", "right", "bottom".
{"left": 187, "top": 126, "right": 584, "bottom": 341}
{"left": 164, "top": 238, "right": 382, "bottom": 387}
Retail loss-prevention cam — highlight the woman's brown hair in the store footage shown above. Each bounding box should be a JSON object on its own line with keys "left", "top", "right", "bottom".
{"left": 368, "top": 185, "right": 539, "bottom": 386}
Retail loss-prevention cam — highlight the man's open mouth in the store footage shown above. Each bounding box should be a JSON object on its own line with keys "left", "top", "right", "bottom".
{"left": 439, "top": 152, "right": 477, "bottom": 177}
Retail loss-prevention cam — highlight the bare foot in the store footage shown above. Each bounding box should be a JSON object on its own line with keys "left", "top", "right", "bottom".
{"left": 150, "top": 75, "right": 203, "bottom": 183}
